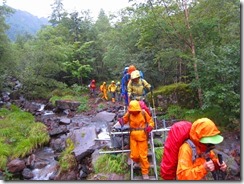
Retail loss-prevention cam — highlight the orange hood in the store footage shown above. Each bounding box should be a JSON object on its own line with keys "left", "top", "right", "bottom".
{"left": 128, "top": 100, "right": 141, "bottom": 112}
{"left": 189, "top": 118, "right": 221, "bottom": 147}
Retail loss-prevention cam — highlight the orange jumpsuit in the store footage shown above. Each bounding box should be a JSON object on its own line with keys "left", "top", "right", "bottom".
{"left": 122, "top": 100, "right": 154, "bottom": 175}
{"left": 100, "top": 83, "right": 108, "bottom": 100}
{"left": 177, "top": 118, "right": 222, "bottom": 180}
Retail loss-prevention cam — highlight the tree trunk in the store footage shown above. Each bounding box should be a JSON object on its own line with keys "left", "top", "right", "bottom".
{"left": 183, "top": 0, "right": 203, "bottom": 107}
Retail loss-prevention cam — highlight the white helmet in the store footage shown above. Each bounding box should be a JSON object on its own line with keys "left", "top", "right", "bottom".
{"left": 131, "top": 70, "right": 140, "bottom": 79}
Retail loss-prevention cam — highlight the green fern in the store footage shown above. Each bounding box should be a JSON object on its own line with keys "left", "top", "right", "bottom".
{"left": 12, "top": 139, "right": 33, "bottom": 158}
{"left": 0, "top": 155, "right": 8, "bottom": 170}
{"left": 94, "top": 153, "right": 128, "bottom": 174}
{"left": 58, "top": 138, "right": 76, "bottom": 172}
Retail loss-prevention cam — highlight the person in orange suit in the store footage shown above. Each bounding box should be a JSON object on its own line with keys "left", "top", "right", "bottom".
{"left": 118, "top": 100, "right": 154, "bottom": 180}
{"left": 177, "top": 118, "right": 227, "bottom": 180}
{"left": 100, "top": 82, "right": 108, "bottom": 100}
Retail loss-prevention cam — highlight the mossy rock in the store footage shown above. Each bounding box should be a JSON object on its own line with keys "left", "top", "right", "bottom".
{"left": 147, "top": 82, "right": 199, "bottom": 111}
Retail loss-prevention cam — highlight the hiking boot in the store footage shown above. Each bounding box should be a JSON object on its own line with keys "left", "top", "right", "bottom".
{"left": 142, "top": 174, "right": 149, "bottom": 180}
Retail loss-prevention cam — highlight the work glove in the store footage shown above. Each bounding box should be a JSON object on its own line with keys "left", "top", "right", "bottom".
{"left": 118, "top": 118, "right": 124, "bottom": 127}
{"left": 145, "top": 126, "right": 153, "bottom": 133}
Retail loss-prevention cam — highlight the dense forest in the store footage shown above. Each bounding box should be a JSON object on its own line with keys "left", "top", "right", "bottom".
{"left": 0, "top": 0, "right": 240, "bottom": 126}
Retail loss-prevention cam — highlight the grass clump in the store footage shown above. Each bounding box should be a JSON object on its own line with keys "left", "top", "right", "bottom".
{"left": 94, "top": 153, "right": 128, "bottom": 174}
{"left": 58, "top": 138, "right": 77, "bottom": 172}
{"left": 49, "top": 86, "right": 90, "bottom": 112}
{"left": 0, "top": 105, "right": 50, "bottom": 170}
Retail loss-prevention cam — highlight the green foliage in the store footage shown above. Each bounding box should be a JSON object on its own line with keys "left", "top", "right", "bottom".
{"left": 153, "top": 138, "right": 163, "bottom": 147}
{"left": 3, "top": 168, "right": 13, "bottom": 181}
{"left": 0, "top": 144, "right": 10, "bottom": 169}
{"left": 94, "top": 153, "right": 128, "bottom": 174}
{"left": 0, "top": 106, "right": 50, "bottom": 170}
{"left": 49, "top": 84, "right": 90, "bottom": 112}
{"left": 97, "top": 103, "right": 105, "bottom": 109}
{"left": 49, "top": 95, "right": 61, "bottom": 106}
{"left": 161, "top": 105, "right": 188, "bottom": 120}
{"left": 159, "top": 103, "right": 230, "bottom": 128}
{"left": 58, "top": 138, "right": 77, "bottom": 172}
{"left": 0, "top": 107, "right": 9, "bottom": 117}
{"left": 12, "top": 139, "right": 34, "bottom": 158}
{"left": 77, "top": 96, "right": 90, "bottom": 112}
{"left": 195, "top": 41, "right": 240, "bottom": 122}
{"left": 152, "top": 83, "right": 199, "bottom": 111}
{"left": 154, "top": 147, "right": 163, "bottom": 180}
{"left": 70, "top": 83, "right": 88, "bottom": 96}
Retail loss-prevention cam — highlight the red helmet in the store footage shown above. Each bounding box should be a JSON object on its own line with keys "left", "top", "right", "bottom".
{"left": 128, "top": 65, "right": 136, "bottom": 74}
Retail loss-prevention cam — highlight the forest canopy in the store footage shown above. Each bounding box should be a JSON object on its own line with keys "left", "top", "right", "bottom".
{"left": 0, "top": 0, "right": 240, "bottom": 124}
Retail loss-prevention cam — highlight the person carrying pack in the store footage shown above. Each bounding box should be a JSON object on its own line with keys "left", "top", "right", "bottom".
{"left": 127, "top": 70, "right": 152, "bottom": 102}
{"left": 89, "top": 79, "right": 96, "bottom": 97}
{"left": 121, "top": 65, "right": 136, "bottom": 106}
{"left": 118, "top": 100, "right": 154, "bottom": 180}
{"left": 115, "top": 81, "right": 122, "bottom": 102}
{"left": 108, "top": 80, "right": 117, "bottom": 103}
{"left": 100, "top": 82, "right": 108, "bottom": 101}
{"left": 160, "top": 118, "right": 227, "bottom": 180}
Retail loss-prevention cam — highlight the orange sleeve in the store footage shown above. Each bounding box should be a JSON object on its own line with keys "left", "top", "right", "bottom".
{"left": 145, "top": 111, "right": 154, "bottom": 128}
{"left": 122, "top": 112, "right": 130, "bottom": 124}
{"left": 177, "top": 143, "right": 207, "bottom": 180}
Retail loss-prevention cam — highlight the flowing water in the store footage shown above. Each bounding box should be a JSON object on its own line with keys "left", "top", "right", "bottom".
{"left": 31, "top": 147, "right": 58, "bottom": 180}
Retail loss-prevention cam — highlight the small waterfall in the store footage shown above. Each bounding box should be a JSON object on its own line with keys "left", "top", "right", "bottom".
{"left": 31, "top": 147, "right": 58, "bottom": 180}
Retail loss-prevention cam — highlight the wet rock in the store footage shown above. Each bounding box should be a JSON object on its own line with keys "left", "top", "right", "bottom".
{"left": 54, "top": 170, "right": 78, "bottom": 180}
{"left": 79, "top": 169, "right": 88, "bottom": 178}
{"left": 34, "top": 161, "right": 49, "bottom": 169}
{"left": 108, "top": 173, "right": 124, "bottom": 180}
{"left": 25, "top": 154, "right": 36, "bottom": 168}
{"left": 23, "top": 101, "right": 42, "bottom": 114}
{"left": 71, "top": 126, "right": 97, "bottom": 160}
{"left": 55, "top": 100, "right": 81, "bottom": 111}
{"left": 91, "top": 111, "right": 116, "bottom": 122}
{"left": 50, "top": 138, "right": 66, "bottom": 152}
{"left": 59, "top": 117, "right": 71, "bottom": 124}
{"left": 214, "top": 149, "right": 240, "bottom": 177}
{"left": 49, "top": 124, "right": 68, "bottom": 136}
{"left": 7, "top": 158, "right": 25, "bottom": 173}
{"left": 33, "top": 162, "right": 59, "bottom": 180}
{"left": 22, "top": 168, "right": 34, "bottom": 179}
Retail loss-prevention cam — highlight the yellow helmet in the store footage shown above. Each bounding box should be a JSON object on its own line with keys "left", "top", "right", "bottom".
{"left": 111, "top": 80, "right": 115, "bottom": 83}
{"left": 117, "top": 81, "right": 120, "bottom": 85}
{"left": 128, "top": 100, "right": 141, "bottom": 112}
{"left": 131, "top": 70, "right": 140, "bottom": 79}
{"left": 103, "top": 82, "right": 106, "bottom": 85}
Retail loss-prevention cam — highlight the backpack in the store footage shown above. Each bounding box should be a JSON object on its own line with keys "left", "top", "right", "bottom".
{"left": 160, "top": 121, "right": 197, "bottom": 180}
{"left": 139, "top": 70, "right": 144, "bottom": 79}
{"left": 139, "top": 100, "right": 151, "bottom": 116}
{"left": 99, "top": 85, "right": 103, "bottom": 92}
